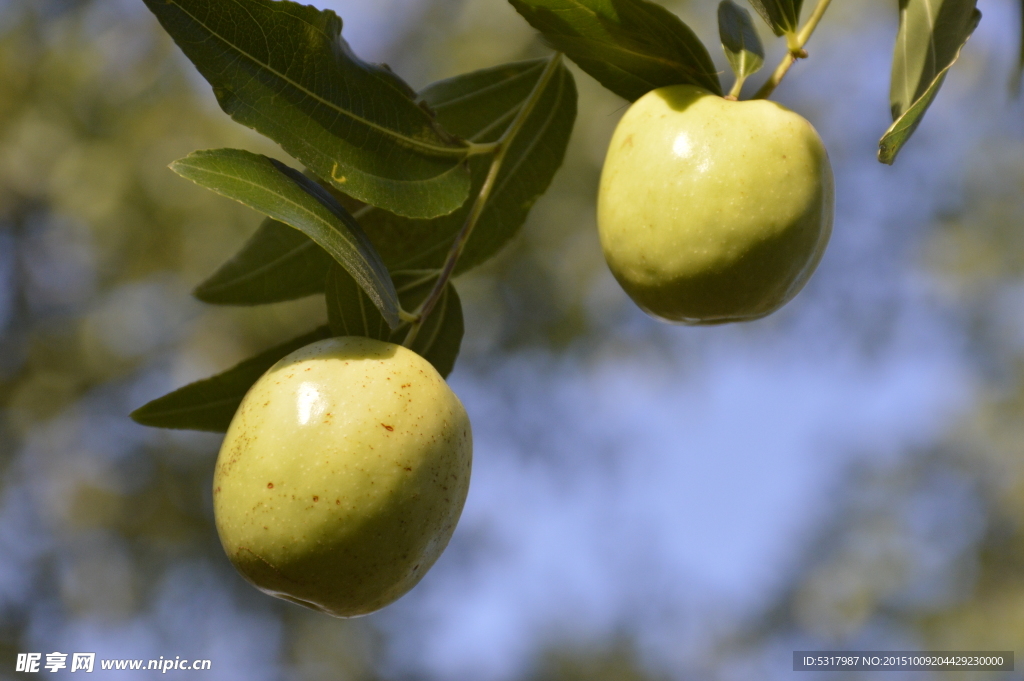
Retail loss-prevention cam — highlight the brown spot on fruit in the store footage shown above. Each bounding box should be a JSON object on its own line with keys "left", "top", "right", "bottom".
{"left": 267, "top": 482, "right": 274, "bottom": 489}
{"left": 382, "top": 424, "right": 394, "bottom": 432}
{"left": 313, "top": 496, "right": 319, "bottom": 502}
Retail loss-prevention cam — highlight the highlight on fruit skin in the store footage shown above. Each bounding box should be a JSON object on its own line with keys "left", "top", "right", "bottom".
{"left": 212, "top": 336, "right": 472, "bottom": 617}
{"left": 597, "top": 84, "right": 834, "bottom": 325}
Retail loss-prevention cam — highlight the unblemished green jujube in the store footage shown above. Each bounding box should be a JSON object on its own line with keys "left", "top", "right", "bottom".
{"left": 213, "top": 337, "right": 472, "bottom": 617}
{"left": 597, "top": 84, "right": 834, "bottom": 324}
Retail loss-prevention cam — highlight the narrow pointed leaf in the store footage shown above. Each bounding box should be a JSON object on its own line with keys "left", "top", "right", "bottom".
{"left": 193, "top": 217, "right": 335, "bottom": 305}
{"left": 1014, "top": 0, "right": 1024, "bottom": 95}
{"left": 508, "top": 0, "right": 721, "bottom": 100}
{"left": 171, "top": 149, "right": 400, "bottom": 327}
{"left": 326, "top": 264, "right": 464, "bottom": 378}
{"left": 880, "top": 0, "right": 980, "bottom": 164}
{"left": 889, "top": 0, "right": 979, "bottom": 117}
{"left": 131, "top": 326, "right": 332, "bottom": 432}
{"left": 719, "top": 0, "right": 764, "bottom": 82}
{"left": 747, "top": 0, "right": 803, "bottom": 36}
{"left": 195, "top": 58, "right": 577, "bottom": 306}
{"left": 141, "top": 0, "right": 470, "bottom": 218}
{"left": 363, "top": 58, "right": 578, "bottom": 274}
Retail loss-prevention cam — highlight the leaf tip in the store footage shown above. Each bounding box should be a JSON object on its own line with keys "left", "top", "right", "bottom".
{"left": 191, "top": 282, "right": 216, "bottom": 304}
{"left": 128, "top": 403, "right": 157, "bottom": 428}
{"left": 877, "top": 143, "right": 896, "bottom": 166}
{"left": 383, "top": 307, "right": 403, "bottom": 331}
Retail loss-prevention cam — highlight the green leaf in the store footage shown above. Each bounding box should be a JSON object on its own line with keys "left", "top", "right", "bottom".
{"left": 1014, "top": 0, "right": 1024, "bottom": 96}
{"left": 141, "top": 0, "right": 471, "bottom": 219}
{"left": 719, "top": 0, "right": 765, "bottom": 84}
{"left": 188, "top": 58, "right": 576, "bottom": 308}
{"left": 193, "top": 217, "right": 335, "bottom": 305}
{"left": 325, "top": 264, "right": 464, "bottom": 378}
{"left": 365, "top": 58, "right": 578, "bottom": 274}
{"left": 508, "top": 0, "right": 721, "bottom": 100}
{"left": 170, "top": 148, "right": 401, "bottom": 328}
{"left": 747, "top": 0, "right": 803, "bottom": 36}
{"left": 880, "top": 0, "right": 980, "bottom": 164}
{"left": 131, "top": 326, "right": 332, "bottom": 432}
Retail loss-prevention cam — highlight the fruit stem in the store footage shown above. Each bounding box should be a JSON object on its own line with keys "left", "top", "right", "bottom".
{"left": 795, "top": 0, "right": 835, "bottom": 47}
{"left": 728, "top": 75, "right": 746, "bottom": 99}
{"left": 402, "top": 52, "right": 564, "bottom": 349}
{"left": 751, "top": 0, "right": 834, "bottom": 100}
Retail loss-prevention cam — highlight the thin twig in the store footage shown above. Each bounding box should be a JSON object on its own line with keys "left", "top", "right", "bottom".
{"left": 752, "top": 0, "right": 834, "bottom": 100}
{"left": 402, "top": 52, "right": 564, "bottom": 348}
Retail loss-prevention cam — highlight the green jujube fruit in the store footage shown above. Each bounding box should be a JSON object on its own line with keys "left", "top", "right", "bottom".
{"left": 213, "top": 337, "right": 472, "bottom": 617}
{"left": 597, "top": 84, "right": 834, "bottom": 324}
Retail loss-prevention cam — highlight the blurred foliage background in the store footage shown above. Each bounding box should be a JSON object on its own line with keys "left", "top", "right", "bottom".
{"left": 0, "top": 0, "right": 1023, "bottom": 679}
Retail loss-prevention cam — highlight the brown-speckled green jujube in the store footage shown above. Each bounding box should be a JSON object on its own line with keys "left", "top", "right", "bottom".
{"left": 213, "top": 337, "right": 472, "bottom": 617}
